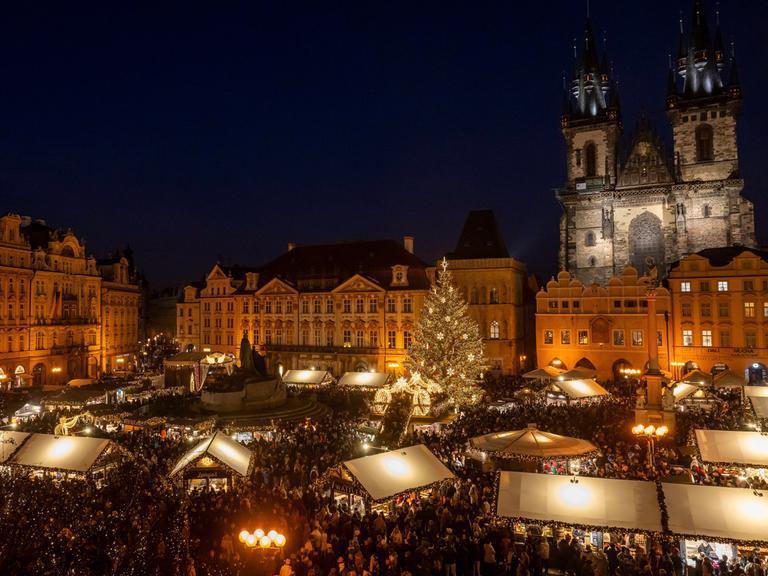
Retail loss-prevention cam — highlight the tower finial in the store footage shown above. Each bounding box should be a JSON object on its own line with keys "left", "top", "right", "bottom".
{"left": 730, "top": 39, "right": 735, "bottom": 59}
{"left": 668, "top": 53, "right": 672, "bottom": 69}
{"left": 562, "top": 70, "right": 566, "bottom": 90}
{"left": 573, "top": 37, "right": 577, "bottom": 59}
{"left": 716, "top": 1, "right": 720, "bottom": 26}
{"left": 679, "top": 10, "right": 684, "bottom": 34}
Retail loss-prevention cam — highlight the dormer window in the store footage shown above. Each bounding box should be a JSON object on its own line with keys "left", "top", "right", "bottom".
{"left": 391, "top": 265, "right": 409, "bottom": 287}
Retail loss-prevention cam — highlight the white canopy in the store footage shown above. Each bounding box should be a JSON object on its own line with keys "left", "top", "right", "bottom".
{"left": 523, "top": 367, "right": 564, "bottom": 380}
{"left": 682, "top": 369, "right": 713, "bottom": 386}
{"left": 552, "top": 379, "right": 609, "bottom": 399}
{"left": 470, "top": 425, "right": 598, "bottom": 459}
{"left": 0, "top": 431, "right": 30, "bottom": 463}
{"left": 744, "top": 386, "right": 768, "bottom": 398}
{"left": 11, "top": 434, "right": 113, "bottom": 473}
{"left": 673, "top": 382, "right": 707, "bottom": 401}
{"left": 342, "top": 444, "right": 454, "bottom": 501}
{"left": 745, "top": 387, "right": 768, "bottom": 418}
{"left": 170, "top": 431, "right": 253, "bottom": 477}
{"left": 497, "top": 472, "right": 663, "bottom": 532}
{"left": 282, "top": 369, "right": 334, "bottom": 386}
{"left": 696, "top": 429, "right": 768, "bottom": 467}
{"left": 712, "top": 370, "right": 745, "bottom": 388}
{"left": 560, "top": 367, "right": 598, "bottom": 380}
{"left": 338, "top": 372, "right": 388, "bottom": 388}
{"left": 663, "top": 482, "right": 768, "bottom": 543}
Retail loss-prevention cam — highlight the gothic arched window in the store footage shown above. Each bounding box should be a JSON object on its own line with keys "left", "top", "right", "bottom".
{"left": 470, "top": 287, "right": 478, "bottom": 304}
{"left": 585, "top": 231, "right": 596, "bottom": 247}
{"left": 585, "top": 142, "right": 597, "bottom": 177}
{"left": 489, "top": 287, "right": 499, "bottom": 304}
{"left": 490, "top": 320, "right": 500, "bottom": 339}
{"left": 696, "top": 124, "right": 713, "bottom": 162}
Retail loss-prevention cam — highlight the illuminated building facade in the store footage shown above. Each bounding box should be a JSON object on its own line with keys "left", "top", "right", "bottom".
{"left": 557, "top": 1, "right": 753, "bottom": 286}
{"left": 98, "top": 254, "right": 141, "bottom": 373}
{"left": 535, "top": 267, "right": 671, "bottom": 381}
{"left": 667, "top": 247, "right": 768, "bottom": 384}
{"left": 0, "top": 213, "right": 140, "bottom": 387}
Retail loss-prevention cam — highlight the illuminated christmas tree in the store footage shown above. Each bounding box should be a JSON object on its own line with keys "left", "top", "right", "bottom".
{"left": 406, "top": 258, "right": 487, "bottom": 405}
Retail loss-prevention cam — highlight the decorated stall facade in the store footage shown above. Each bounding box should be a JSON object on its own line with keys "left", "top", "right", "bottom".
{"left": 169, "top": 430, "right": 254, "bottom": 491}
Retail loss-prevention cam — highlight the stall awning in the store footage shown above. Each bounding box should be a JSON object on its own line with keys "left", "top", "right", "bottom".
{"left": 11, "top": 434, "right": 114, "bottom": 473}
{"left": 712, "top": 370, "right": 745, "bottom": 388}
{"left": 552, "top": 379, "right": 609, "bottom": 399}
{"left": 673, "top": 383, "right": 706, "bottom": 401}
{"left": 750, "top": 397, "right": 768, "bottom": 419}
{"left": 663, "top": 483, "right": 768, "bottom": 543}
{"left": 744, "top": 386, "right": 768, "bottom": 398}
{"left": 682, "top": 369, "right": 713, "bottom": 386}
{"left": 560, "top": 368, "right": 597, "bottom": 380}
{"left": 470, "top": 425, "right": 598, "bottom": 459}
{"left": 523, "top": 367, "right": 564, "bottom": 380}
{"left": 695, "top": 429, "right": 768, "bottom": 467}
{"left": 282, "top": 370, "right": 334, "bottom": 386}
{"left": 497, "top": 472, "right": 663, "bottom": 533}
{"left": 0, "top": 431, "right": 30, "bottom": 463}
{"left": 170, "top": 430, "right": 253, "bottom": 478}
{"left": 338, "top": 372, "right": 388, "bottom": 388}
{"left": 342, "top": 444, "right": 454, "bottom": 501}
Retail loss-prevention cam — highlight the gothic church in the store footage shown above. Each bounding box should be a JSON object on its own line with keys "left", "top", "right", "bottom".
{"left": 557, "top": 0, "right": 754, "bottom": 285}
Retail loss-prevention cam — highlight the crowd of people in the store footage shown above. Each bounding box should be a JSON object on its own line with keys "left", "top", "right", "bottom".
{"left": 0, "top": 378, "right": 765, "bottom": 576}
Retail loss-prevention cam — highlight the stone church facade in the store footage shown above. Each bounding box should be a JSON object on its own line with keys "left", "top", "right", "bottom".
{"left": 557, "top": 0, "right": 755, "bottom": 286}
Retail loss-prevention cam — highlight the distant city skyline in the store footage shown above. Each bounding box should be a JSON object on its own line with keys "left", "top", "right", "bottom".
{"left": 3, "top": 0, "right": 767, "bottom": 288}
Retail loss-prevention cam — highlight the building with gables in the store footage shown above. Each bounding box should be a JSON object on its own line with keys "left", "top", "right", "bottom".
{"left": 557, "top": 0, "right": 754, "bottom": 286}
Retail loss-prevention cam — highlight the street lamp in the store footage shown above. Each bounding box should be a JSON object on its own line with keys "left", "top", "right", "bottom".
{"left": 632, "top": 424, "right": 668, "bottom": 472}
{"left": 620, "top": 368, "right": 642, "bottom": 396}
{"left": 239, "top": 528, "right": 286, "bottom": 574}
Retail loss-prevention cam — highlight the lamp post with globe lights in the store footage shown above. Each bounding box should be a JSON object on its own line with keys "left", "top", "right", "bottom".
{"left": 238, "top": 528, "right": 286, "bottom": 575}
{"left": 632, "top": 424, "right": 668, "bottom": 474}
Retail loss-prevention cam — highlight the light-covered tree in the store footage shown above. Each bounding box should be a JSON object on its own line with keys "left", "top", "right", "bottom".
{"left": 406, "top": 258, "right": 487, "bottom": 405}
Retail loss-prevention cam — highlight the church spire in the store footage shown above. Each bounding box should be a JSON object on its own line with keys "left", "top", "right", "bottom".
{"left": 673, "top": 0, "right": 724, "bottom": 100}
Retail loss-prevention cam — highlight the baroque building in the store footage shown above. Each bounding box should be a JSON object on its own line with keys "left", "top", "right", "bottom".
{"left": 557, "top": 0, "right": 754, "bottom": 286}
{"left": 0, "top": 213, "right": 141, "bottom": 387}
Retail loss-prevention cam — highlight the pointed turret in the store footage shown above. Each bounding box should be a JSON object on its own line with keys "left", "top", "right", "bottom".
{"left": 673, "top": 0, "right": 724, "bottom": 100}
{"left": 727, "top": 55, "right": 741, "bottom": 98}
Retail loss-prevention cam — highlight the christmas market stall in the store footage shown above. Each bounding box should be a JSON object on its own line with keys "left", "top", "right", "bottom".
{"left": 496, "top": 471, "right": 663, "bottom": 547}
{"left": 469, "top": 424, "right": 599, "bottom": 472}
{"left": 337, "top": 371, "right": 389, "bottom": 390}
{"left": 281, "top": 369, "right": 335, "bottom": 388}
{"left": 0, "top": 431, "right": 30, "bottom": 469}
{"left": 545, "top": 379, "right": 609, "bottom": 404}
{"left": 169, "top": 430, "right": 254, "bottom": 492}
{"left": 321, "top": 444, "right": 455, "bottom": 514}
{"left": 681, "top": 369, "right": 714, "bottom": 387}
{"left": 522, "top": 366, "right": 564, "bottom": 381}
{"left": 693, "top": 429, "right": 768, "bottom": 487}
{"left": 712, "top": 370, "right": 745, "bottom": 389}
{"left": 744, "top": 386, "right": 768, "bottom": 420}
{"left": 662, "top": 482, "right": 768, "bottom": 565}
{"left": 9, "top": 433, "right": 129, "bottom": 485}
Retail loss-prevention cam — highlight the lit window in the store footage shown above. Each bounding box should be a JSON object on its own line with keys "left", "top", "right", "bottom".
{"left": 356, "top": 299, "right": 364, "bottom": 314}
{"left": 631, "top": 330, "right": 644, "bottom": 347}
{"left": 683, "top": 330, "right": 693, "bottom": 346}
{"left": 561, "top": 330, "right": 571, "bottom": 345}
{"left": 343, "top": 330, "right": 351, "bottom": 344}
{"left": 402, "top": 298, "right": 412, "bottom": 313}
{"left": 717, "top": 281, "right": 729, "bottom": 292}
{"left": 369, "top": 297, "right": 378, "bottom": 313}
{"left": 343, "top": 299, "right": 351, "bottom": 314}
{"left": 701, "top": 330, "right": 712, "bottom": 347}
{"left": 387, "top": 330, "right": 396, "bottom": 349}
{"left": 403, "top": 331, "right": 412, "bottom": 349}
{"left": 314, "top": 299, "right": 322, "bottom": 314}
{"left": 745, "top": 302, "right": 756, "bottom": 318}
{"left": 490, "top": 321, "right": 500, "bottom": 339}
{"left": 680, "top": 282, "right": 691, "bottom": 293}
{"left": 578, "top": 330, "right": 589, "bottom": 345}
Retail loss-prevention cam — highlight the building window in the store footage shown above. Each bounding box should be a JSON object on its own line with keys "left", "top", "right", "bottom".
{"left": 745, "top": 331, "right": 757, "bottom": 348}
{"left": 764, "top": 302, "right": 768, "bottom": 318}
{"left": 585, "top": 231, "right": 596, "bottom": 247}
{"left": 301, "top": 329, "right": 309, "bottom": 345}
{"left": 470, "top": 288, "right": 479, "bottom": 304}
{"left": 578, "top": 330, "right": 589, "bottom": 345}
{"left": 403, "top": 330, "right": 412, "bottom": 350}
{"left": 314, "top": 299, "right": 322, "bottom": 314}
{"left": 179, "top": 308, "right": 184, "bottom": 317}
{"left": 718, "top": 302, "right": 730, "bottom": 318}
{"left": 356, "top": 298, "right": 364, "bottom": 314}
{"left": 703, "top": 204, "right": 711, "bottom": 218}
{"left": 402, "top": 297, "right": 412, "bottom": 313}
{"left": 387, "top": 330, "right": 396, "bottom": 349}
{"left": 720, "top": 331, "right": 730, "bottom": 347}
{"left": 326, "top": 330, "right": 334, "bottom": 346}
{"left": 286, "top": 300, "right": 293, "bottom": 314}
{"left": 326, "top": 299, "right": 334, "bottom": 313}
{"left": 631, "top": 330, "right": 644, "bottom": 347}
{"left": 301, "top": 300, "right": 309, "bottom": 314}
{"left": 717, "top": 281, "right": 729, "bottom": 292}
{"left": 490, "top": 321, "right": 500, "bottom": 339}
{"left": 489, "top": 288, "right": 499, "bottom": 304}
{"left": 343, "top": 299, "right": 351, "bottom": 314}
{"left": 585, "top": 142, "right": 597, "bottom": 177}
{"left": 744, "top": 280, "right": 754, "bottom": 291}
{"left": 343, "top": 330, "right": 352, "bottom": 344}
{"left": 701, "top": 330, "right": 713, "bottom": 347}
{"left": 700, "top": 281, "right": 710, "bottom": 292}
{"left": 681, "top": 303, "right": 692, "bottom": 317}
{"left": 265, "top": 329, "right": 272, "bottom": 344}
{"left": 369, "top": 297, "right": 378, "bottom": 313}
{"left": 35, "top": 332, "right": 44, "bottom": 350}
{"left": 265, "top": 300, "right": 272, "bottom": 314}
{"left": 695, "top": 124, "right": 714, "bottom": 162}
{"left": 549, "top": 301, "right": 558, "bottom": 309}
{"left": 613, "top": 330, "right": 625, "bottom": 346}
{"left": 369, "top": 330, "right": 378, "bottom": 347}
{"left": 682, "top": 329, "right": 693, "bottom": 346}
{"left": 700, "top": 302, "right": 711, "bottom": 317}
{"left": 356, "top": 330, "right": 364, "bottom": 347}
{"left": 543, "top": 330, "right": 553, "bottom": 345}
{"left": 680, "top": 282, "right": 691, "bottom": 293}
{"left": 575, "top": 148, "right": 582, "bottom": 167}
{"left": 242, "top": 301, "right": 249, "bottom": 314}
{"left": 745, "top": 302, "right": 756, "bottom": 318}
{"left": 386, "top": 298, "right": 396, "bottom": 313}
{"left": 560, "top": 330, "right": 571, "bottom": 345}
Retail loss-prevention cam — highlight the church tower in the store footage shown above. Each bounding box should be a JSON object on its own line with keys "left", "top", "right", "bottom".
{"left": 558, "top": 18, "right": 622, "bottom": 284}
{"left": 556, "top": 0, "right": 754, "bottom": 287}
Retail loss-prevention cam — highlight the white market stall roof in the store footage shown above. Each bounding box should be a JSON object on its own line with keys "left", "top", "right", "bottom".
{"left": 0, "top": 431, "right": 31, "bottom": 463}
{"left": 523, "top": 367, "right": 564, "bottom": 380}
{"left": 282, "top": 369, "right": 335, "bottom": 386}
{"left": 497, "top": 471, "right": 663, "bottom": 533}
{"left": 695, "top": 429, "right": 768, "bottom": 467}
{"left": 338, "top": 372, "right": 389, "bottom": 388}
{"left": 552, "top": 379, "right": 609, "bottom": 399}
{"left": 470, "top": 425, "right": 598, "bottom": 459}
{"left": 682, "top": 369, "right": 713, "bottom": 386}
{"left": 713, "top": 370, "right": 745, "bottom": 388}
{"left": 673, "top": 383, "right": 707, "bottom": 401}
{"left": 170, "top": 430, "right": 253, "bottom": 478}
{"left": 10, "top": 434, "right": 116, "bottom": 473}
{"left": 560, "top": 367, "right": 598, "bottom": 380}
{"left": 745, "top": 387, "right": 768, "bottom": 419}
{"left": 663, "top": 482, "right": 768, "bottom": 543}
{"left": 341, "top": 444, "right": 454, "bottom": 501}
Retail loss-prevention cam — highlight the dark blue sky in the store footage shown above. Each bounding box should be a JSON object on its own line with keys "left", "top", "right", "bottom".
{"left": 2, "top": 1, "right": 766, "bottom": 289}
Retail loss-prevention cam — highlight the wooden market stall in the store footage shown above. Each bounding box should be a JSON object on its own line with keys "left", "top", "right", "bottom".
{"left": 337, "top": 371, "right": 389, "bottom": 390}
{"left": 169, "top": 430, "right": 254, "bottom": 492}
{"left": 695, "top": 429, "right": 768, "bottom": 468}
{"left": 281, "top": 369, "right": 335, "bottom": 387}
{"left": 546, "top": 379, "right": 610, "bottom": 404}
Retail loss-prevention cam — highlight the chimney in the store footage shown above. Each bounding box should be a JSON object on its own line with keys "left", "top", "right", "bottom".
{"left": 287, "top": 242, "right": 296, "bottom": 252}
{"left": 403, "top": 235, "right": 414, "bottom": 254}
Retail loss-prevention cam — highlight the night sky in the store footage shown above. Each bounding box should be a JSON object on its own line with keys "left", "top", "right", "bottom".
{"left": 2, "top": 1, "right": 766, "bottom": 289}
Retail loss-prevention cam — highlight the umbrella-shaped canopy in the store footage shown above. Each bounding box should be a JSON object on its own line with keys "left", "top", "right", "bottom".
{"left": 469, "top": 424, "right": 598, "bottom": 459}
{"left": 682, "top": 369, "right": 713, "bottom": 386}
{"left": 523, "top": 366, "right": 564, "bottom": 380}
{"left": 712, "top": 370, "right": 745, "bottom": 388}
